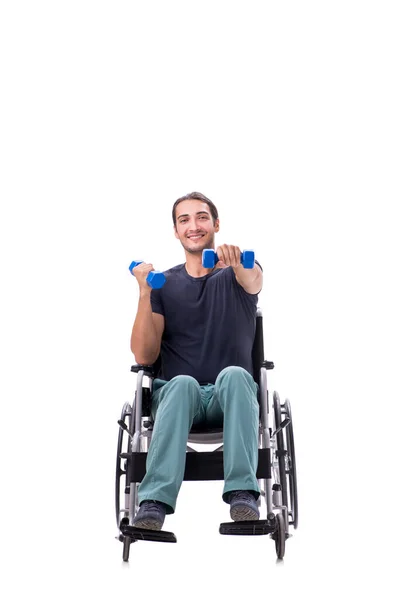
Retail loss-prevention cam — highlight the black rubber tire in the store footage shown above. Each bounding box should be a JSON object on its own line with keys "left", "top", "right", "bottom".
{"left": 274, "top": 513, "right": 286, "bottom": 559}
{"left": 273, "top": 392, "right": 288, "bottom": 510}
{"left": 284, "top": 399, "right": 298, "bottom": 529}
{"left": 122, "top": 537, "right": 131, "bottom": 562}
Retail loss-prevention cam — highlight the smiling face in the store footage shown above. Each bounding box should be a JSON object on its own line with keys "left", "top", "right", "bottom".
{"left": 174, "top": 199, "right": 220, "bottom": 254}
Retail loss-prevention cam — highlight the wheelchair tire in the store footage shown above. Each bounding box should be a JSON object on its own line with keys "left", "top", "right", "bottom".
{"left": 284, "top": 399, "right": 298, "bottom": 529}
{"left": 273, "top": 392, "right": 289, "bottom": 511}
{"left": 115, "top": 402, "right": 133, "bottom": 527}
{"left": 274, "top": 513, "right": 285, "bottom": 559}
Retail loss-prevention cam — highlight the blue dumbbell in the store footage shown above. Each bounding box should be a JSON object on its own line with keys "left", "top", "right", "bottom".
{"left": 202, "top": 249, "right": 255, "bottom": 269}
{"left": 129, "top": 261, "right": 166, "bottom": 289}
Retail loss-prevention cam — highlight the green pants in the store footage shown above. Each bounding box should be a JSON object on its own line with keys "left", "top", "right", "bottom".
{"left": 137, "top": 366, "right": 260, "bottom": 514}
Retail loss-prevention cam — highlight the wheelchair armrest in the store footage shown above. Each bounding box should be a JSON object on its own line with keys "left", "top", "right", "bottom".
{"left": 130, "top": 364, "right": 157, "bottom": 377}
{"left": 262, "top": 360, "right": 274, "bottom": 370}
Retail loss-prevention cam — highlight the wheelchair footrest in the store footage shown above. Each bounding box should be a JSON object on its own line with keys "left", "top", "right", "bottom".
{"left": 120, "top": 524, "right": 177, "bottom": 543}
{"left": 219, "top": 519, "right": 275, "bottom": 536}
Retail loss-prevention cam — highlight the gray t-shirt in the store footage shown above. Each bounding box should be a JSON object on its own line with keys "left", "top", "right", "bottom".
{"left": 150, "top": 262, "right": 262, "bottom": 384}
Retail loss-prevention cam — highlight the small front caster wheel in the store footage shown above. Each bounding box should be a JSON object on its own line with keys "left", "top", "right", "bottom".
{"left": 123, "top": 537, "right": 131, "bottom": 562}
{"left": 273, "top": 513, "right": 286, "bottom": 559}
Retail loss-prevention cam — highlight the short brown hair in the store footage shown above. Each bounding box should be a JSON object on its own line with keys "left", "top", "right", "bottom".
{"left": 172, "top": 192, "right": 219, "bottom": 227}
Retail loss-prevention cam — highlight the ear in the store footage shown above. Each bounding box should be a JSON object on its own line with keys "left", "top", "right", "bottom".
{"left": 214, "top": 218, "right": 220, "bottom": 232}
{"left": 174, "top": 226, "right": 179, "bottom": 239}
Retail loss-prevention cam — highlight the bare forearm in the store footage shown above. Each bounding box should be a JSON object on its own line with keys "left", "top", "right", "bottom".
{"left": 233, "top": 264, "right": 263, "bottom": 294}
{"left": 215, "top": 244, "right": 263, "bottom": 294}
{"left": 130, "top": 292, "right": 159, "bottom": 364}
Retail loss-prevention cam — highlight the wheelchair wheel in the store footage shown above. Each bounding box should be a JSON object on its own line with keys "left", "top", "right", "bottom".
{"left": 115, "top": 402, "right": 133, "bottom": 527}
{"left": 273, "top": 392, "right": 288, "bottom": 510}
{"left": 273, "top": 513, "right": 285, "bottom": 559}
{"left": 283, "top": 399, "right": 298, "bottom": 529}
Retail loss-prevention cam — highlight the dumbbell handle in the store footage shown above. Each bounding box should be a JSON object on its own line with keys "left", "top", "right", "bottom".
{"left": 128, "top": 261, "right": 166, "bottom": 289}
{"left": 202, "top": 249, "right": 255, "bottom": 269}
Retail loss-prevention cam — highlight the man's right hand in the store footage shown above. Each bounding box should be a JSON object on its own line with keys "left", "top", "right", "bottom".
{"left": 131, "top": 262, "right": 155, "bottom": 292}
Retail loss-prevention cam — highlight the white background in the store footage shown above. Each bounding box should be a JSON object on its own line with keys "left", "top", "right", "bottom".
{"left": 1, "top": 1, "right": 399, "bottom": 598}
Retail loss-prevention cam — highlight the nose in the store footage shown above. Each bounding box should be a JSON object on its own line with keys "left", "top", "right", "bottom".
{"left": 187, "top": 219, "right": 202, "bottom": 232}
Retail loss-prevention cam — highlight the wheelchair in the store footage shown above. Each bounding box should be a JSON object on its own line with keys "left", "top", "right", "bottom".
{"left": 115, "top": 307, "right": 298, "bottom": 561}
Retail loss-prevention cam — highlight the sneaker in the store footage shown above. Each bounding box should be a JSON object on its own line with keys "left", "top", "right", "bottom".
{"left": 132, "top": 500, "right": 166, "bottom": 530}
{"left": 229, "top": 490, "right": 260, "bottom": 521}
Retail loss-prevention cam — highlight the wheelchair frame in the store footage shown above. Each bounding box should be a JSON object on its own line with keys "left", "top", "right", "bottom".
{"left": 116, "top": 307, "right": 298, "bottom": 561}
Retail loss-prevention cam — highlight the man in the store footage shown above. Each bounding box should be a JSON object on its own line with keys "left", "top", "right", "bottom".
{"left": 130, "top": 191, "right": 263, "bottom": 530}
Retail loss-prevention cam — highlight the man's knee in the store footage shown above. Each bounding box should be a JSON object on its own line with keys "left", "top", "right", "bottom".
{"left": 161, "top": 375, "right": 202, "bottom": 404}
{"left": 216, "top": 365, "right": 252, "bottom": 383}
{"left": 171, "top": 374, "right": 201, "bottom": 390}
{"left": 154, "top": 375, "right": 202, "bottom": 418}
{"left": 215, "top": 366, "right": 258, "bottom": 401}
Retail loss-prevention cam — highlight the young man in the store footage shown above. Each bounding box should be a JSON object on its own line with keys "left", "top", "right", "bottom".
{"left": 130, "top": 191, "right": 263, "bottom": 530}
